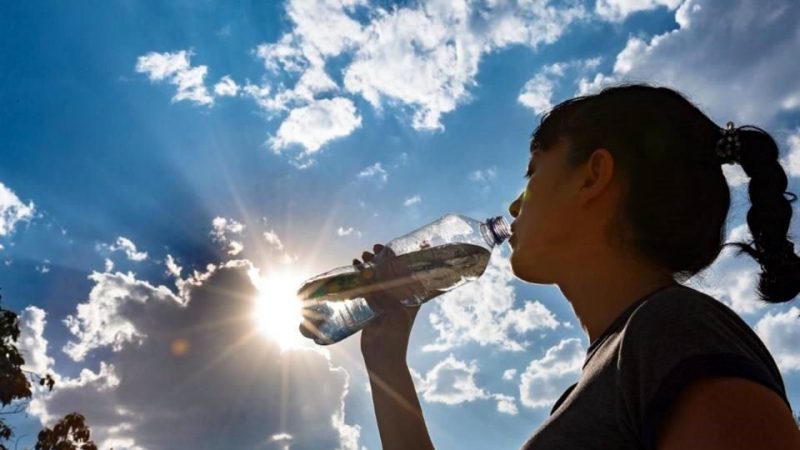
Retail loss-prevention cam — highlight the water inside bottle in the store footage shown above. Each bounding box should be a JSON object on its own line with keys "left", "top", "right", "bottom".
{"left": 297, "top": 242, "right": 491, "bottom": 344}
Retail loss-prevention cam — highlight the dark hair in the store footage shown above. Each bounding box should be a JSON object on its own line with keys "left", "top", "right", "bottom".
{"left": 530, "top": 82, "right": 799, "bottom": 304}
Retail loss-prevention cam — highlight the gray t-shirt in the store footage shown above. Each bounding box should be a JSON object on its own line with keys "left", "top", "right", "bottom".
{"left": 521, "top": 283, "right": 792, "bottom": 450}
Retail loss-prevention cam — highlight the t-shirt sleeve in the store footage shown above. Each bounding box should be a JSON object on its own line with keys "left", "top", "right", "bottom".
{"left": 615, "top": 291, "right": 790, "bottom": 450}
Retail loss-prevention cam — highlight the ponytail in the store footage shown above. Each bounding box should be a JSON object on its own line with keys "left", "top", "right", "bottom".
{"left": 721, "top": 125, "right": 800, "bottom": 304}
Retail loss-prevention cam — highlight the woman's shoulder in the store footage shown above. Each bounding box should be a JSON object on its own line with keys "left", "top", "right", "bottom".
{"left": 619, "top": 283, "right": 776, "bottom": 362}
{"left": 626, "top": 284, "right": 743, "bottom": 331}
{"left": 614, "top": 284, "right": 791, "bottom": 447}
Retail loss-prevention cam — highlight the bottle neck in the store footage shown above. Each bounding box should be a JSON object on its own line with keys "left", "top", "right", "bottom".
{"left": 481, "top": 216, "right": 512, "bottom": 246}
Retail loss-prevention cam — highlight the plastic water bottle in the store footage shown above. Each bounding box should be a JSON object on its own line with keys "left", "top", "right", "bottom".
{"left": 296, "top": 213, "right": 511, "bottom": 345}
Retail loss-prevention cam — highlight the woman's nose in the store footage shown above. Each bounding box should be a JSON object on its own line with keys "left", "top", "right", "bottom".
{"left": 508, "top": 192, "right": 523, "bottom": 218}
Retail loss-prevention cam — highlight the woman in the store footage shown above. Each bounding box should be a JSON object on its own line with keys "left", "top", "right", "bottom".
{"left": 352, "top": 83, "right": 800, "bottom": 449}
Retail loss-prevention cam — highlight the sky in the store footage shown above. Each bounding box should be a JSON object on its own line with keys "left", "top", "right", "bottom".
{"left": 1, "top": 0, "right": 800, "bottom": 449}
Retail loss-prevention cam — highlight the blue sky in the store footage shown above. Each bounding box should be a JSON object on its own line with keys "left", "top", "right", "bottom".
{"left": 1, "top": 0, "right": 799, "bottom": 449}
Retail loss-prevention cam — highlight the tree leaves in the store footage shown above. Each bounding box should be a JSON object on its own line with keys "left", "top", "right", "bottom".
{"left": 39, "top": 374, "right": 55, "bottom": 392}
{"left": 1, "top": 291, "right": 96, "bottom": 450}
{"left": 35, "top": 413, "right": 97, "bottom": 450}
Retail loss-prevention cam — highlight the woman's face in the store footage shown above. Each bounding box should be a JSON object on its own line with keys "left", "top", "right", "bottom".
{"left": 507, "top": 138, "right": 582, "bottom": 284}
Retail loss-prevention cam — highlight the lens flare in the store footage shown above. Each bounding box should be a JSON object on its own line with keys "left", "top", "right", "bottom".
{"left": 252, "top": 269, "right": 308, "bottom": 350}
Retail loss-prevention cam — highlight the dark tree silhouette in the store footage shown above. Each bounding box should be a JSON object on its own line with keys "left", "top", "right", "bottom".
{"left": 0, "top": 291, "right": 96, "bottom": 450}
{"left": 35, "top": 413, "right": 97, "bottom": 450}
{"left": 0, "top": 291, "right": 32, "bottom": 450}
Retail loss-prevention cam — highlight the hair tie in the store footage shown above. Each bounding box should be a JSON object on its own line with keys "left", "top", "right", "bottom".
{"left": 715, "top": 121, "right": 742, "bottom": 165}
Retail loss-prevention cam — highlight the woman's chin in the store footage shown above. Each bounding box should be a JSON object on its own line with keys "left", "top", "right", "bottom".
{"left": 509, "top": 251, "right": 533, "bottom": 281}
{"left": 510, "top": 250, "right": 550, "bottom": 284}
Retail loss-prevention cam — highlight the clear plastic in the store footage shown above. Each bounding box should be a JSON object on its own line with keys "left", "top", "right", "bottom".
{"left": 296, "top": 213, "right": 511, "bottom": 345}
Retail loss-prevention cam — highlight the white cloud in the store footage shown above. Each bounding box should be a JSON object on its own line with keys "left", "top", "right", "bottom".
{"left": 35, "top": 258, "right": 363, "bottom": 449}
{"left": 267, "top": 0, "right": 366, "bottom": 71}
{"left": 754, "top": 306, "right": 800, "bottom": 373}
{"left": 720, "top": 163, "right": 750, "bottom": 188}
{"left": 518, "top": 58, "right": 601, "bottom": 115}
{"left": 683, "top": 223, "right": 770, "bottom": 316}
{"left": 279, "top": 253, "right": 300, "bottom": 265}
{"left": 343, "top": 0, "right": 589, "bottom": 130}
{"left": 518, "top": 73, "right": 558, "bottom": 115}
{"left": 227, "top": 240, "right": 244, "bottom": 256}
{"left": 270, "top": 433, "right": 292, "bottom": 442}
{"left": 415, "top": 354, "right": 488, "bottom": 405}
{"left": 357, "top": 162, "right": 388, "bottom": 184}
{"left": 424, "top": 250, "right": 560, "bottom": 352}
{"left": 403, "top": 195, "right": 421, "bottom": 207}
{"left": 256, "top": 33, "right": 306, "bottom": 73}
{"left": 782, "top": 128, "right": 800, "bottom": 178}
{"left": 62, "top": 271, "right": 178, "bottom": 361}
{"left": 140, "top": 1, "right": 592, "bottom": 158}
{"left": 244, "top": 66, "right": 339, "bottom": 114}
{"left": 269, "top": 433, "right": 293, "bottom": 450}
{"left": 135, "top": 50, "right": 213, "bottom": 106}
{"left": 343, "top": 3, "right": 480, "bottom": 131}
{"left": 210, "top": 216, "right": 246, "bottom": 256}
{"left": 263, "top": 229, "right": 285, "bottom": 251}
{"left": 269, "top": 97, "right": 362, "bottom": 159}
{"left": 104, "top": 237, "right": 148, "bottom": 262}
{"left": 468, "top": 167, "right": 497, "bottom": 183}
{"left": 242, "top": 1, "right": 367, "bottom": 161}
{"left": 595, "top": 0, "right": 683, "bottom": 22}
{"left": 503, "top": 300, "right": 562, "bottom": 334}
{"left": 519, "top": 338, "right": 584, "bottom": 409}
{"left": 104, "top": 258, "right": 114, "bottom": 272}
{"left": 165, "top": 254, "right": 182, "bottom": 278}
{"left": 494, "top": 393, "right": 519, "bottom": 415}
{"left": 413, "top": 355, "right": 519, "bottom": 416}
{"left": 336, "top": 227, "right": 361, "bottom": 238}
{"left": 258, "top": 220, "right": 299, "bottom": 266}
{"left": 331, "top": 368, "right": 365, "bottom": 450}
{"left": 0, "top": 181, "right": 35, "bottom": 236}
{"left": 212, "top": 216, "right": 245, "bottom": 235}
{"left": 213, "top": 75, "right": 240, "bottom": 97}
{"left": 18, "top": 306, "right": 54, "bottom": 375}
{"left": 502, "top": 368, "right": 517, "bottom": 381}
{"left": 35, "top": 260, "right": 50, "bottom": 274}
{"left": 577, "top": 0, "right": 800, "bottom": 128}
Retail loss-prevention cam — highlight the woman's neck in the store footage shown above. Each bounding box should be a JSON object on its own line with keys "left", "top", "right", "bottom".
{"left": 556, "top": 247, "right": 677, "bottom": 345}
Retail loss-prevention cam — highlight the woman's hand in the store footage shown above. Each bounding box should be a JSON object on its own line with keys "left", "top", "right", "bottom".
{"left": 353, "top": 243, "right": 421, "bottom": 364}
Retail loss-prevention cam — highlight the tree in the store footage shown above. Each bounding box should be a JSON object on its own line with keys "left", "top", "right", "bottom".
{"left": 0, "top": 291, "right": 97, "bottom": 450}
{"left": 35, "top": 413, "right": 97, "bottom": 450}
{"left": 0, "top": 291, "right": 31, "bottom": 450}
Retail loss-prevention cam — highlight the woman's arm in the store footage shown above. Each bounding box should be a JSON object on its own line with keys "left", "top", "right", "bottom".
{"left": 363, "top": 352, "right": 435, "bottom": 450}
{"left": 355, "top": 244, "right": 435, "bottom": 450}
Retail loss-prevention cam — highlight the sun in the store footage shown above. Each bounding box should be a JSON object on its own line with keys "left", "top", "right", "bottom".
{"left": 252, "top": 268, "right": 308, "bottom": 350}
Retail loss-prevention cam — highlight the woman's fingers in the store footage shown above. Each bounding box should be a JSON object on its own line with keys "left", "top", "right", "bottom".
{"left": 353, "top": 245, "right": 385, "bottom": 267}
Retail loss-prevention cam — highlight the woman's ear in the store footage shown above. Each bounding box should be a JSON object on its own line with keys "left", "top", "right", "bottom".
{"left": 578, "top": 148, "right": 616, "bottom": 206}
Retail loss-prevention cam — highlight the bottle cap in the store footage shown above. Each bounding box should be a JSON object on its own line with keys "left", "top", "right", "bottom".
{"left": 486, "top": 216, "right": 512, "bottom": 245}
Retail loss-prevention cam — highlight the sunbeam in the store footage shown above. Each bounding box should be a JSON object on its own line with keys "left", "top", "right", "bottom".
{"left": 252, "top": 268, "right": 308, "bottom": 350}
